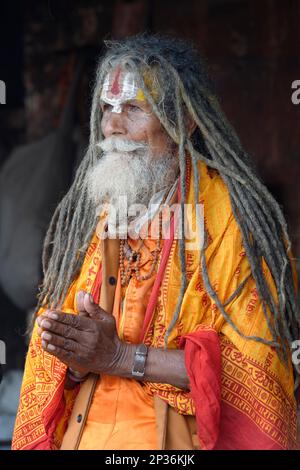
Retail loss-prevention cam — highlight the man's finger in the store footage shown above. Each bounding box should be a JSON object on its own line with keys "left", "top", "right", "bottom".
{"left": 40, "top": 311, "right": 94, "bottom": 332}
{"left": 83, "top": 292, "right": 107, "bottom": 319}
{"left": 76, "top": 290, "right": 88, "bottom": 315}
{"left": 41, "top": 330, "right": 88, "bottom": 354}
{"left": 41, "top": 341, "right": 73, "bottom": 366}
{"left": 76, "top": 290, "right": 102, "bottom": 318}
{"left": 39, "top": 317, "right": 96, "bottom": 349}
{"left": 37, "top": 309, "right": 66, "bottom": 326}
{"left": 39, "top": 318, "right": 83, "bottom": 342}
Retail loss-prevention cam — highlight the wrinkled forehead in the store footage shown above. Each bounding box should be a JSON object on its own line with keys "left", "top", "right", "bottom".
{"left": 100, "top": 66, "right": 146, "bottom": 113}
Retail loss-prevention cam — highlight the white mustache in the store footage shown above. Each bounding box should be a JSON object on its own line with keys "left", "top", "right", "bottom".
{"left": 96, "top": 136, "right": 148, "bottom": 153}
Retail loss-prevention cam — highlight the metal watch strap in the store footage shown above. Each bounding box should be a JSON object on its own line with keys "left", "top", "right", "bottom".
{"left": 131, "top": 343, "right": 148, "bottom": 378}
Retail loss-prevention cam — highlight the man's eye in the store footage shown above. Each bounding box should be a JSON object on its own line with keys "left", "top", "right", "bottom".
{"left": 101, "top": 103, "right": 112, "bottom": 112}
{"left": 127, "top": 104, "right": 140, "bottom": 111}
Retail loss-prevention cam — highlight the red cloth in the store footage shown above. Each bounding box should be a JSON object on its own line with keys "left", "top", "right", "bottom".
{"left": 180, "top": 327, "right": 286, "bottom": 450}
{"left": 180, "top": 326, "right": 221, "bottom": 450}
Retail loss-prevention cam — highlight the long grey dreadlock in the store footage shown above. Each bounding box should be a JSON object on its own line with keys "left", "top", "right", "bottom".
{"left": 36, "top": 34, "right": 299, "bottom": 360}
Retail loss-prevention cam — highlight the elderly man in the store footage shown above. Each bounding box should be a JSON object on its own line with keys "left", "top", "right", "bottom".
{"left": 12, "top": 35, "right": 299, "bottom": 450}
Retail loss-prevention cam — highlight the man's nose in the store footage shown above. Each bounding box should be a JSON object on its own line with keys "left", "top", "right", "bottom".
{"left": 102, "top": 111, "right": 126, "bottom": 137}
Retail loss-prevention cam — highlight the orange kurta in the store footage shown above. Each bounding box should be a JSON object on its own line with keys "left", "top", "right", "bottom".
{"left": 79, "top": 236, "right": 161, "bottom": 450}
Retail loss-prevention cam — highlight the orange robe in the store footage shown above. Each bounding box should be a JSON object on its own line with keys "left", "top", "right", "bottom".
{"left": 12, "top": 160, "right": 298, "bottom": 450}
{"left": 79, "top": 236, "right": 161, "bottom": 450}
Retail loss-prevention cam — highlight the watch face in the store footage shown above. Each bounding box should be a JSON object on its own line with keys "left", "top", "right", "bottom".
{"left": 132, "top": 344, "right": 148, "bottom": 378}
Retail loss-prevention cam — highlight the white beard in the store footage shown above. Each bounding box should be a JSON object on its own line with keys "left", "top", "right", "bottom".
{"left": 86, "top": 137, "right": 179, "bottom": 229}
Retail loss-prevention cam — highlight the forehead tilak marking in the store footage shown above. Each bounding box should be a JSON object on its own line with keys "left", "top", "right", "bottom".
{"left": 110, "top": 66, "right": 122, "bottom": 96}
{"left": 100, "top": 66, "right": 145, "bottom": 113}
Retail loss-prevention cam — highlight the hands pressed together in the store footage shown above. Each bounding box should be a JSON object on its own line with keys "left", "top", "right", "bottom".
{"left": 36, "top": 290, "right": 189, "bottom": 391}
{"left": 37, "top": 290, "right": 130, "bottom": 378}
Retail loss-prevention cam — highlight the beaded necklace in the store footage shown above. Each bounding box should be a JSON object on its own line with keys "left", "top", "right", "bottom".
{"left": 119, "top": 210, "right": 163, "bottom": 287}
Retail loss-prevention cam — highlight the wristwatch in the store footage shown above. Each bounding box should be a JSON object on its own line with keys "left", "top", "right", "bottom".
{"left": 131, "top": 343, "right": 148, "bottom": 378}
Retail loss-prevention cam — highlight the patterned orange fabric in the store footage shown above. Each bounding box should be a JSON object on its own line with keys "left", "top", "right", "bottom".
{"left": 141, "top": 162, "right": 298, "bottom": 449}
{"left": 12, "top": 160, "right": 298, "bottom": 450}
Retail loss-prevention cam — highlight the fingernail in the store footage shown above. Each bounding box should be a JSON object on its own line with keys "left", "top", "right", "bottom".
{"left": 47, "top": 344, "right": 56, "bottom": 351}
{"left": 41, "top": 340, "right": 47, "bottom": 349}
{"left": 46, "top": 311, "right": 58, "bottom": 320}
{"left": 42, "top": 331, "right": 52, "bottom": 341}
{"left": 41, "top": 320, "right": 51, "bottom": 329}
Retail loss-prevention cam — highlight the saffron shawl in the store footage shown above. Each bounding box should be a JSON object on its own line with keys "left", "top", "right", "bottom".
{"left": 12, "top": 161, "right": 298, "bottom": 450}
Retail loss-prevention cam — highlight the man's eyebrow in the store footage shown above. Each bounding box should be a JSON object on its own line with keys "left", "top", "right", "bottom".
{"left": 121, "top": 98, "right": 144, "bottom": 105}
{"left": 99, "top": 98, "right": 138, "bottom": 105}
{"left": 126, "top": 98, "right": 149, "bottom": 107}
{"left": 99, "top": 98, "right": 149, "bottom": 109}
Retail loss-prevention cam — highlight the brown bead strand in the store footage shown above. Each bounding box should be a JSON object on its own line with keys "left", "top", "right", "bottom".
{"left": 120, "top": 211, "right": 163, "bottom": 287}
